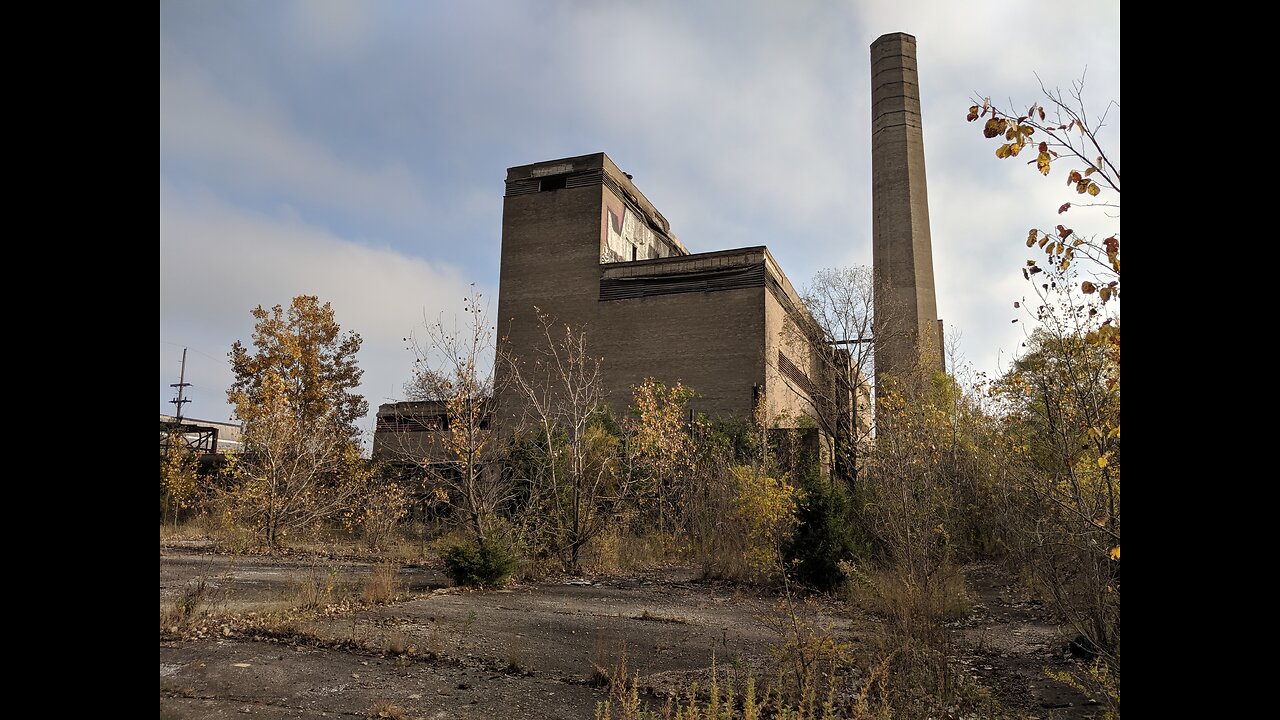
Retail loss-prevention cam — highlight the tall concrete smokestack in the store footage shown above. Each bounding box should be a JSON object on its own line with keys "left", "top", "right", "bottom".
{"left": 870, "top": 32, "right": 941, "bottom": 390}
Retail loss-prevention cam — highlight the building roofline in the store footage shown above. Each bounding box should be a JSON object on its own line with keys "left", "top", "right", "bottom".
{"left": 159, "top": 414, "right": 241, "bottom": 428}
{"left": 377, "top": 399, "right": 493, "bottom": 414}
{"left": 507, "top": 152, "right": 689, "bottom": 256}
{"left": 605, "top": 245, "right": 768, "bottom": 269}
{"left": 599, "top": 245, "right": 804, "bottom": 307}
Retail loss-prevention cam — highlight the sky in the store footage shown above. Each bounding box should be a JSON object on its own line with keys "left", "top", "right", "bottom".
{"left": 160, "top": 0, "right": 1120, "bottom": 444}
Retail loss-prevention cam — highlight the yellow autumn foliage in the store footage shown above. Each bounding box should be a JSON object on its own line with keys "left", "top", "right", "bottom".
{"left": 730, "top": 465, "right": 801, "bottom": 579}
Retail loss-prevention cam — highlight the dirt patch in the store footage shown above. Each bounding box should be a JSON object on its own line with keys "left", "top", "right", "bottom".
{"left": 952, "top": 564, "right": 1106, "bottom": 719}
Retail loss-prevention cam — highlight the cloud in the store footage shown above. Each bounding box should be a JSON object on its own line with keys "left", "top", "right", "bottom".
{"left": 558, "top": 2, "right": 863, "bottom": 234}
{"left": 851, "top": 0, "right": 1121, "bottom": 94}
{"left": 160, "top": 44, "right": 431, "bottom": 225}
{"left": 286, "top": 0, "right": 375, "bottom": 59}
{"left": 562, "top": 1, "right": 1115, "bottom": 384}
{"left": 159, "top": 186, "right": 485, "bottom": 440}
{"left": 159, "top": 0, "right": 1119, "bottom": 417}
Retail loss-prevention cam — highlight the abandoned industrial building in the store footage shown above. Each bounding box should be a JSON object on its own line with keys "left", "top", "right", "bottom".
{"left": 373, "top": 32, "right": 941, "bottom": 474}
{"left": 371, "top": 148, "right": 845, "bottom": 466}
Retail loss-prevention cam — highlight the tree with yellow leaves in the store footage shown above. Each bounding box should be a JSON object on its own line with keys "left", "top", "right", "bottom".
{"left": 968, "top": 77, "right": 1120, "bottom": 708}
{"left": 227, "top": 295, "right": 369, "bottom": 549}
{"left": 966, "top": 75, "right": 1119, "bottom": 352}
{"left": 623, "top": 378, "right": 696, "bottom": 537}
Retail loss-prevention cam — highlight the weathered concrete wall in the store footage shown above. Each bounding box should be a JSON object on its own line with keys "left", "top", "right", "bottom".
{"left": 495, "top": 155, "right": 610, "bottom": 430}
{"left": 370, "top": 401, "right": 450, "bottom": 463}
{"left": 871, "top": 32, "right": 941, "bottom": 387}
{"left": 597, "top": 247, "right": 771, "bottom": 419}
{"left": 764, "top": 255, "right": 822, "bottom": 428}
{"left": 602, "top": 185, "right": 683, "bottom": 263}
{"left": 598, "top": 284, "right": 764, "bottom": 419}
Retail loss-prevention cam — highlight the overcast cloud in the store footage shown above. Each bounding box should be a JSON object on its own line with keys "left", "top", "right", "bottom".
{"left": 160, "top": 0, "right": 1119, "bottom": 443}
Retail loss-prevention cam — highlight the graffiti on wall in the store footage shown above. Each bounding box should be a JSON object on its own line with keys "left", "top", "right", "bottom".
{"left": 601, "top": 193, "right": 669, "bottom": 264}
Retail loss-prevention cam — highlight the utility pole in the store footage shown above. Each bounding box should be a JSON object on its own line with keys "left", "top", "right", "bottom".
{"left": 170, "top": 348, "right": 192, "bottom": 423}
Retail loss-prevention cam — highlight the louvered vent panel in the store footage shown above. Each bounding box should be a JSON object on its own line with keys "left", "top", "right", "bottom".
{"left": 599, "top": 264, "right": 765, "bottom": 301}
{"left": 777, "top": 351, "right": 817, "bottom": 399}
{"left": 506, "top": 169, "right": 602, "bottom": 196}
{"left": 505, "top": 178, "right": 541, "bottom": 196}
{"left": 565, "top": 169, "right": 603, "bottom": 188}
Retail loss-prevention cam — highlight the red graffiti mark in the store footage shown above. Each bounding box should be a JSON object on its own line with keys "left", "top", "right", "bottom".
{"left": 604, "top": 199, "right": 625, "bottom": 237}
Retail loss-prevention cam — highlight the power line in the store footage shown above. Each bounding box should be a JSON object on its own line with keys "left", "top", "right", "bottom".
{"left": 159, "top": 340, "right": 223, "bottom": 364}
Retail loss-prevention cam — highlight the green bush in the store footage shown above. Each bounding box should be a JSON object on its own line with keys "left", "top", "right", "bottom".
{"left": 785, "top": 475, "right": 863, "bottom": 591}
{"left": 442, "top": 537, "right": 518, "bottom": 587}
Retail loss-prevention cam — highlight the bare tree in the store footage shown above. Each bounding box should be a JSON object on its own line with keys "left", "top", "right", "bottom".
{"left": 405, "top": 286, "right": 509, "bottom": 542}
{"left": 774, "top": 266, "right": 908, "bottom": 486}
{"left": 502, "top": 308, "right": 617, "bottom": 572}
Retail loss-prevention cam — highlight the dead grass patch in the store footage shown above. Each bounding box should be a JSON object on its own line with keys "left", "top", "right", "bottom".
{"left": 847, "top": 564, "right": 971, "bottom": 629}
{"left": 368, "top": 699, "right": 409, "bottom": 719}
{"left": 287, "top": 567, "right": 339, "bottom": 612}
{"left": 632, "top": 608, "right": 689, "bottom": 624}
{"left": 362, "top": 562, "right": 404, "bottom": 605}
{"left": 161, "top": 577, "right": 230, "bottom": 632}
